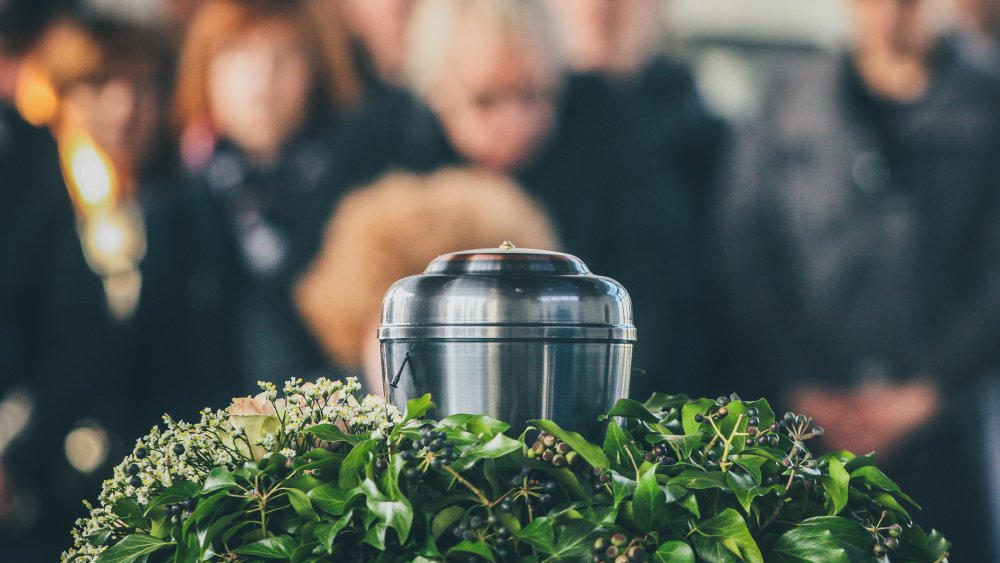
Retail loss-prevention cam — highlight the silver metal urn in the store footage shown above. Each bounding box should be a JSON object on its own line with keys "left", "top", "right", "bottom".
{"left": 379, "top": 243, "right": 635, "bottom": 438}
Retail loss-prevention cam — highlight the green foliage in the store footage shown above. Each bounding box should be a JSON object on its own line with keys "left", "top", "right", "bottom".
{"left": 73, "top": 391, "right": 950, "bottom": 562}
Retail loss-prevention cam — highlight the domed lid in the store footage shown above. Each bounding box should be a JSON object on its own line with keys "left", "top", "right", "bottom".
{"left": 379, "top": 243, "right": 635, "bottom": 342}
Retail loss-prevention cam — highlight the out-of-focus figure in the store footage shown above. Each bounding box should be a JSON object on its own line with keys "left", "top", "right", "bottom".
{"left": 953, "top": 0, "right": 1000, "bottom": 76}
{"left": 319, "top": 0, "right": 698, "bottom": 397}
{"left": 546, "top": 0, "right": 727, "bottom": 209}
{"left": 296, "top": 168, "right": 560, "bottom": 395}
{"left": 715, "top": 0, "right": 1000, "bottom": 558}
{"left": 335, "top": 0, "right": 414, "bottom": 91}
{"left": 0, "top": 3, "right": 119, "bottom": 561}
{"left": 163, "top": 0, "right": 361, "bottom": 397}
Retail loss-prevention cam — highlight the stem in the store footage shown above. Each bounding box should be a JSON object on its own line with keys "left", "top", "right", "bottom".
{"left": 442, "top": 465, "right": 490, "bottom": 506}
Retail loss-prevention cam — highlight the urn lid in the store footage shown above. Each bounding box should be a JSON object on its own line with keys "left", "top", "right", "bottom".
{"left": 378, "top": 243, "right": 636, "bottom": 342}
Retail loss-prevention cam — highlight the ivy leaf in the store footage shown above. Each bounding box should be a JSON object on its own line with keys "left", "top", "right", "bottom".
{"left": 843, "top": 452, "right": 876, "bottom": 473}
{"left": 431, "top": 505, "right": 465, "bottom": 539}
{"left": 362, "top": 523, "right": 389, "bottom": 550}
{"left": 682, "top": 398, "right": 717, "bottom": 435}
{"left": 604, "top": 419, "right": 643, "bottom": 469}
{"left": 202, "top": 467, "right": 238, "bottom": 493}
{"left": 197, "top": 511, "right": 241, "bottom": 552}
{"left": 95, "top": 534, "right": 171, "bottom": 563}
{"left": 870, "top": 492, "right": 912, "bottom": 522}
{"left": 768, "top": 516, "right": 875, "bottom": 563}
{"left": 669, "top": 469, "right": 728, "bottom": 491}
{"left": 821, "top": 458, "right": 849, "bottom": 516}
{"left": 339, "top": 439, "right": 377, "bottom": 489}
{"left": 515, "top": 516, "right": 555, "bottom": 552}
{"left": 285, "top": 487, "right": 319, "bottom": 521}
{"left": 643, "top": 392, "right": 691, "bottom": 412}
{"left": 142, "top": 481, "right": 200, "bottom": 516}
{"left": 654, "top": 540, "right": 696, "bottom": 563}
{"left": 610, "top": 471, "right": 637, "bottom": 507}
{"left": 529, "top": 419, "right": 610, "bottom": 469}
{"left": 452, "top": 433, "right": 522, "bottom": 471}
{"left": 633, "top": 465, "right": 670, "bottom": 533}
{"left": 733, "top": 455, "right": 765, "bottom": 484}
{"left": 402, "top": 394, "right": 435, "bottom": 424}
{"left": 849, "top": 466, "right": 919, "bottom": 509}
{"left": 440, "top": 414, "right": 510, "bottom": 437}
{"left": 690, "top": 509, "right": 764, "bottom": 563}
{"left": 600, "top": 398, "right": 659, "bottom": 423}
{"left": 726, "top": 470, "right": 758, "bottom": 513}
{"left": 552, "top": 521, "right": 597, "bottom": 558}
{"left": 306, "top": 423, "right": 367, "bottom": 445}
{"left": 316, "top": 509, "right": 355, "bottom": 553}
{"left": 309, "top": 483, "right": 363, "bottom": 516}
{"left": 647, "top": 432, "right": 703, "bottom": 460}
{"left": 361, "top": 478, "right": 413, "bottom": 542}
{"left": 450, "top": 540, "right": 496, "bottom": 562}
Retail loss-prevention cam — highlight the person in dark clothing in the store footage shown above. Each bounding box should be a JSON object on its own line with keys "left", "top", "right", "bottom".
{"left": 164, "top": 0, "right": 362, "bottom": 395}
{"left": 308, "top": 0, "right": 697, "bottom": 399}
{"left": 714, "top": 0, "right": 1000, "bottom": 558}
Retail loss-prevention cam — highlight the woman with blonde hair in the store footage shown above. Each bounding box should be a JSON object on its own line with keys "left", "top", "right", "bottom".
{"left": 296, "top": 167, "right": 560, "bottom": 394}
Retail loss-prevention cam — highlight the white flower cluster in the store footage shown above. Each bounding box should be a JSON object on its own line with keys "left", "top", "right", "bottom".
{"left": 62, "top": 377, "right": 401, "bottom": 562}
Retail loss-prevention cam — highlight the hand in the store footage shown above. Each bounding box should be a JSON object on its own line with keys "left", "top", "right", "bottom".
{"left": 789, "top": 379, "right": 939, "bottom": 464}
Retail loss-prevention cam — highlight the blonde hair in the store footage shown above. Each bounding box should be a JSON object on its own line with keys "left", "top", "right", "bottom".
{"left": 404, "top": 0, "right": 563, "bottom": 95}
{"left": 295, "top": 167, "right": 560, "bottom": 367}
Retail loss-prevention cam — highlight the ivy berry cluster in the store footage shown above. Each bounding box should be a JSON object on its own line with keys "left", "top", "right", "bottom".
{"left": 592, "top": 532, "right": 652, "bottom": 563}
{"left": 398, "top": 425, "right": 456, "bottom": 476}
{"left": 529, "top": 431, "right": 581, "bottom": 468}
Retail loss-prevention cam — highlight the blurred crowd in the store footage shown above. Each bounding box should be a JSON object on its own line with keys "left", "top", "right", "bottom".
{"left": 2, "top": 0, "right": 1000, "bottom": 559}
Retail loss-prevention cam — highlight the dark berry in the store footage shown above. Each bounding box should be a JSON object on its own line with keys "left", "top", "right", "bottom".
{"left": 769, "top": 435, "right": 780, "bottom": 447}
{"left": 463, "top": 530, "right": 477, "bottom": 541}
{"left": 884, "top": 537, "right": 899, "bottom": 551}
{"left": 544, "top": 481, "right": 558, "bottom": 493}
{"left": 748, "top": 416, "right": 760, "bottom": 427}
{"left": 611, "top": 533, "right": 628, "bottom": 547}
{"left": 487, "top": 514, "right": 498, "bottom": 526}
{"left": 795, "top": 414, "right": 808, "bottom": 426}
{"left": 497, "top": 526, "right": 509, "bottom": 537}
{"left": 716, "top": 396, "right": 730, "bottom": 406}
{"left": 747, "top": 407, "right": 759, "bottom": 417}
{"left": 135, "top": 447, "right": 147, "bottom": 459}
{"left": 599, "top": 472, "right": 611, "bottom": 483}
{"left": 769, "top": 422, "right": 781, "bottom": 432}
{"left": 400, "top": 450, "right": 414, "bottom": 461}
{"left": 716, "top": 407, "right": 729, "bottom": 419}
{"left": 129, "top": 475, "right": 142, "bottom": 488}
{"left": 873, "top": 543, "right": 888, "bottom": 556}
{"left": 552, "top": 454, "right": 567, "bottom": 467}
{"left": 594, "top": 537, "right": 609, "bottom": 552}
{"left": 510, "top": 475, "right": 523, "bottom": 486}
{"left": 644, "top": 452, "right": 655, "bottom": 462}
{"left": 539, "top": 493, "right": 552, "bottom": 504}
{"left": 730, "top": 392, "right": 741, "bottom": 402}
{"left": 127, "top": 463, "right": 140, "bottom": 476}
{"left": 470, "top": 516, "right": 483, "bottom": 528}
{"left": 173, "top": 444, "right": 185, "bottom": 455}
{"left": 694, "top": 413, "right": 705, "bottom": 423}
{"left": 430, "top": 458, "right": 442, "bottom": 470}
{"left": 542, "top": 434, "right": 557, "bottom": 448}
{"left": 747, "top": 426, "right": 758, "bottom": 436}
{"left": 813, "top": 426, "right": 825, "bottom": 438}
{"left": 499, "top": 500, "right": 512, "bottom": 512}
{"left": 746, "top": 438, "right": 755, "bottom": 446}
{"left": 183, "top": 497, "right": 197, "bottom": 512}
{"left": 626, "top": 545, "right": 646, "bottom": 560}
{"left": 374, "top": 459, "right": 388, "bottom": 472}
{"left": 405, "top": 468, "right": 418, "bottom": 479}
{"left": 542, "top": 450, "right": 554, "bottom": 462}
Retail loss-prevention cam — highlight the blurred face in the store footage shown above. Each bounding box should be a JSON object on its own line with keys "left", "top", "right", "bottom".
{"left": 63, "top": 76, "right": 161, "bottom": 179}
{"left": 851, "top": 0, "right": 931, "bottom": 57}
{"left": 208, "top": 21, "right": 312, "bottom": 161}
{"left": 427, "top": 21, "right": 561, "bottom": 173}
{"left": 546, "top": 0, "right": 656, "bottom": 73}
{"left": 338, "top": 0, "right": 413, "bottom": 83}
{"left": 954, "top": 0, "right": 1000, "bottom": 36}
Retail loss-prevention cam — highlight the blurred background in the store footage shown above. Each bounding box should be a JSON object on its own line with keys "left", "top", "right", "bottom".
{"left": 3, "top": 0, "right": 1000, "bottom": 559}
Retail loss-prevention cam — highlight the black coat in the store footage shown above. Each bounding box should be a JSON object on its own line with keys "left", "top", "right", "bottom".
{"left": 304, "top": 75, "right": 700, "bottom": 398}
{"left": 713, "top": 47, "right": 1000, "bottom": 560}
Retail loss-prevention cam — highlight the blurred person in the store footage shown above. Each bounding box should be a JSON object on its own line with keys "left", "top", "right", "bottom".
{"left": 335, "top": 0, "right": 414, "bottom": 91}
{"left": 953, "top": 0, "right": 1000, "bottom": 76}
{"left": 546, "top": 0, "right": 727, "bottom": 210}
{"left": 314, "top": 0, "right": 699, "bottom": 398}
{"left": 715, "top": 0, "right": 1000, "bottom": 557}
{"left": 0, "top": 2, "right": 117, "bottom": 560}
{"left": 163, "top": 0, "right": 362, "bottom": 396}
{"left": 295, "top": 168, "right": 560, "bottom": 394}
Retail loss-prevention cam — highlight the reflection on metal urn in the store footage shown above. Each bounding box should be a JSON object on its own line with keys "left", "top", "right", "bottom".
{"left": 378, "top": 243, "right": 635, "bottom": 438}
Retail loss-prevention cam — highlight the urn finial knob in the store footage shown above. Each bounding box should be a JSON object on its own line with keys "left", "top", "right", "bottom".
{"left": 499, "top": 241, "right": 516, "bottom": 250}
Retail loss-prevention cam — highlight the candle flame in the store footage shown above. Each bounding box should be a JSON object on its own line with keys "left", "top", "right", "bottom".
{"left": 59, "top": 129, "right": 118, "bottom": 213}
{"left": 14, "top": 60, "right": 59, "bottom": 127}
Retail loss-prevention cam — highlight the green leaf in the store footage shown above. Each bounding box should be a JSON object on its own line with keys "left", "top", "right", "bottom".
{"left": 870, "top": 492, "right": 911, "bottom": 522}
{"left": 726, "top": 469, "right": 758, "bottom": 513}
{"left": 682, "top": 398, "right": 716, "bottom": 435}
{"left": 112, "top": 497, "right": 142, "bottom": 519}
{"left": 285, "top": 487, "right": 319, "bottom": 521}
{"left": 601, "top": 398, "right": 659, "bottom": 422}
{"left": 309, "top": 483, "right": 363, "bottom": 516}
{"left": 306, "top": 423, "right": 367, "bottom": 445}
{"left": 449, "top": 540, "right": 496, "bottom": 561}
{"left": 648, "top": 432, "right": 704, "bottom": 461}
{"left": 362, "top": 522, "right": 389, "bottom": 550}
{"left": 821, "top": 458, "right": 849, "bottom": 516}
{"left": 440, "top": 413, "right": 510, "bottom": 437}
{"left": 529, "top": 419, "right": 610, "bottom": 469}
{"left": 552, "top": 521, "right": 596, "bottom": 558}
{"left": 431, "top": 505, "right": 465, "bottom": 539}
{"left": 233, "top": 535, "right": 296, "bottom": 559}
{"left": 669, "top": 469, "right": 728, "bottom": 491}
{"left": 339, "top": 439, "right": 377, "bottom": 489}
{"left": 644, "top": 392, "right": 691, "bottom": 412}
{"left": 452, "top": 433, "right": 522, "bottom": 471}
{"left": 95, "top": 534, "right": 172, "bottom": 563}
{"left": 316, "top": 509, "right": 354, "bottom": 553}
{"left": 142, "top": 481, "right": 200, "bottom": 516}
{"left": 768, "top": 516, "right": 876, "bottom": 563}
{"left": 361, "top": 478, "right": 413, "bottom": 542}
{"left": 655, "top": 540, "right": 696, "bottom": 563}
{"left": 690, "top": 509, "right": 764, "bottom": 563}
{"left": 197, "top": 510, "right": 241, "bottom": 552}
{"left": 202, "top": 467, "right": 238, "bottom": 493}
{"left": 402, "top": 394, "right": 435, "bottom": 424}
{"left": 843, "top": 452, "right": 875, "bottom": 473}
{"left": 733, "top": 456, "right": 765, "bottom": 484}
{"left": 633, "top": 465, "right": 670, "bottom": 533}
{"left": 849, "top": 466, "right": 919, "bottom": 509}
{"left": 182, "top": 490, "right": 231, "bottom": 535}
{"left": 515, "top": 516, "right": 555, "bottom": 552}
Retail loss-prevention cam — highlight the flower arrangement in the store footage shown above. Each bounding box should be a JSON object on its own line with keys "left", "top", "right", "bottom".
{"left": 64, "top": 379, "right": 950, "bottom": 562}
